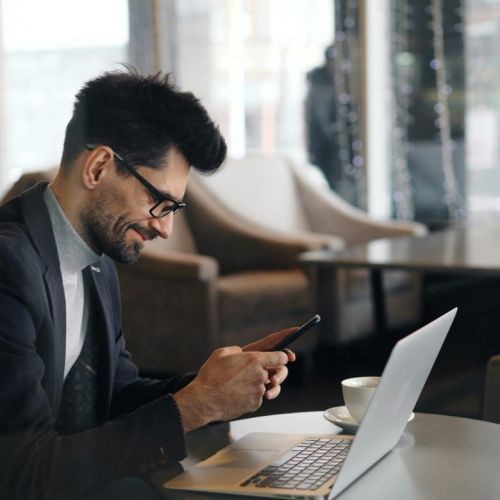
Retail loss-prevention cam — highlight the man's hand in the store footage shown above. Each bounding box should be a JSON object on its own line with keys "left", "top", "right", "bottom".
{"left": 173, "top": 339, "right": 292, "bottom": 433}
{"left": 243, "top": 328, "right": 297, "bottom": 400}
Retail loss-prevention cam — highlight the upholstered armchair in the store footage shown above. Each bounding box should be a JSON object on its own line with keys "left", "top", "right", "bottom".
{"left": 190, "top": 153, "right": 428, "bottom": 344}
{"left": 1, "top": 168, "right": 58, "bottom": 203}
{"left": 484, "top": 355, "right": 500, "bottom": 423}
{"left": 118, "top": 195, "right": 339, "bottom": 373}
{"left": 2, "top": 168, "right": 338, "bottom": 374}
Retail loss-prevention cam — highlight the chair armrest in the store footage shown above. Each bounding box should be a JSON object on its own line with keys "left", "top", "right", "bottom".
{"left": 117, "top": 250, "right": 219, "bottom": 374}
{"left": 484, "top": 354, "right": 500, "bottom": 424}
{"left": 291, "top": 161, "right": 428, "bottom": 246}
{"left": 121, "top": 248, "right": 219, "bottom": 282}
{"left": 186, "top": 176, "right": 340, "bottom": 274}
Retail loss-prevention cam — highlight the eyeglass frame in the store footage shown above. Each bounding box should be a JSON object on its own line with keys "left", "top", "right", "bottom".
{"left": 85, "top": 143, "right": 187, "bottom": 218}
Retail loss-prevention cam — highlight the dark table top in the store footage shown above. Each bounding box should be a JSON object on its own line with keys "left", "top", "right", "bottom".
{"left": 301, "top": 223, "right": 500, "bottom": 275}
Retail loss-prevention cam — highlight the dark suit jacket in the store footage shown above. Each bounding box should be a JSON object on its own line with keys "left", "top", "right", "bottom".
{"left": 0, "top": 183, "right": 193, "bottom": 499}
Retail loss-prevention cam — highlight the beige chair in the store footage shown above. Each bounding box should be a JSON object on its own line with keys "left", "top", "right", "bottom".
{"left": 2, "top": 168, "right": 336, "bottom": 374}
{"left": 190, "top": 153, "right": 428, "bottom": 344}
{"left": 484, "top": 355, "right": 500, "bottom": 423}
{"left": 1, "top": 168, "right": 58, "bottom": 203}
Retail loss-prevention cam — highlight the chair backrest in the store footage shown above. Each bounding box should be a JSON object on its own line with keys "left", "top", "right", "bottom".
{"left": 1, "top": 168, "right": 57, "bottom": 204}
{"left": 193, "top": 153, "right": 311, "bottom": 233}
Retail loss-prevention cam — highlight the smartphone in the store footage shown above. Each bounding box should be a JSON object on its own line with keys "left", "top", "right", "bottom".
{"left": 270, "top": 314, "right": 321, "bottom": 351}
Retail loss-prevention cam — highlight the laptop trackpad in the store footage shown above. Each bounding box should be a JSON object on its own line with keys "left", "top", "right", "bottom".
{"left": 231, "top": 432, "right": 303, "bottom": 451}
{"left": 176, "top": 449, "right": 277, "bottom": 485}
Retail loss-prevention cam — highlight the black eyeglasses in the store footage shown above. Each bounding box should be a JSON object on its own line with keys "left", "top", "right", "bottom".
{"left": 86, "top": 144, "right": 187, "bottom": 218}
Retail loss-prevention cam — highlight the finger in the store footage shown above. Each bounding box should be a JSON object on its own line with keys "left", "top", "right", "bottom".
{"left": 257, "top": 351, "right": 288, "bottom": 368}
{"left": 269, "top": 365, "right": 288, "bottom": 385}
{"left": 265, "top": 383, "right": 282, "bottom": 400}
{"left": 265, "top": 366, "right": 283, "bottom": 381}
{"left": 284, "top": 348, "right": 296, "bottom": 362}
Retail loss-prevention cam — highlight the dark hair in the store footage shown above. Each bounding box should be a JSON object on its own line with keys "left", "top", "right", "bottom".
{"left": 61, "top": 69, "right": 227, "bottom": 173}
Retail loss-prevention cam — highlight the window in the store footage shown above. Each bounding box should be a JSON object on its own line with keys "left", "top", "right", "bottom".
{"left": 0, "top": 0, "right": 128, "bottom": 190}
{"left": 175, "top": 0, "right": 334, "bottom": 158}
{"left": 383, "top": 0, "right": 500, "bottom": 223}
{"left": 465, "top": 0, "right": 500, "bottom": 212}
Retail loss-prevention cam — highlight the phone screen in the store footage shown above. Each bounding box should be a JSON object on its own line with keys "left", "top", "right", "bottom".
{"left": 270, "top": 314, "right": 321, "bottom": 351}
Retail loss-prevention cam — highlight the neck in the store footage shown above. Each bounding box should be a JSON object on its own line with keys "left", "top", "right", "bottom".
{"left": 50, "top": 171, "right": 93, "bottom": 249}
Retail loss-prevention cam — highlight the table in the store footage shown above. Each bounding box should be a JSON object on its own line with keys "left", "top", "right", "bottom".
{"left": 300, "top": 223, "right": 500, "bottom": 341}
{"left": 153, "top": 411, "right": 500, "bottom": 499}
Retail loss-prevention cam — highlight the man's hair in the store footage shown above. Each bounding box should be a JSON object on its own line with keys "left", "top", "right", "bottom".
{"left": 60, "top": 69, "right": 227, "bottom": 173}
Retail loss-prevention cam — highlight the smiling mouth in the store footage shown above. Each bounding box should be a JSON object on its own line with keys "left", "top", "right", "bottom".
{"left": 128, "top": 224, "right": 157, "bottom": 243}
{"left": 131, "top": 227, "right": 147, "bottom": 242}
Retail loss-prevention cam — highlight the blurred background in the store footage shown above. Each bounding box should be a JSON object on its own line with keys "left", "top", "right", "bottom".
{"left": 2, "top": 0, "right": 500, "bottom": 422}
{"left": 1, "top": 0, "right": 498, "bottom": 224}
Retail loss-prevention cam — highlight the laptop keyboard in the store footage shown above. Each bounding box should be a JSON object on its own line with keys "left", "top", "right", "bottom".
{"left": 240, "top": 437, "right": 350, "bottom": 491}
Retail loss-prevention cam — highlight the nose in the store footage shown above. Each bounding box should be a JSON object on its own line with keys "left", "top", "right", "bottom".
{"left": 149, "top": 213, "right": 174, "bottom": 239}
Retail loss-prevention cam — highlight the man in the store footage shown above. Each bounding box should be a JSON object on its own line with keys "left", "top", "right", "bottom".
{"left": 305, "top": 43, "right": 342, "bottom": 191}
{"left": 0, "top": 70, "right": 295, "bottom": 499}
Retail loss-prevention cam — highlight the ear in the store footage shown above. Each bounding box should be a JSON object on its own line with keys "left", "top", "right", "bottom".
{"left": 82, "top": 146, "right": 114, "bottom": 190}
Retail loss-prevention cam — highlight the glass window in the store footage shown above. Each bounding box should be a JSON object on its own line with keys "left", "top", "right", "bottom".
{"left": 465, "top": 0, "right": 500, "bottom": 212}
{"left": 1, "top": 0, "right": 128, "bottom": 188}
{"left": 175, "top": 0, "right": 334, "bottom": 158}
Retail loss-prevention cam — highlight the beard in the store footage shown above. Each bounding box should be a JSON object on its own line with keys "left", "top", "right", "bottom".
{"left": 80, "top": 194, "right": 157, "bottom": 264}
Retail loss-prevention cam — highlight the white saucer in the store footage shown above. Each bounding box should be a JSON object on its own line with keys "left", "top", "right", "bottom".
{"left": 323, "top": 406, "right": 415, "bottom": 433}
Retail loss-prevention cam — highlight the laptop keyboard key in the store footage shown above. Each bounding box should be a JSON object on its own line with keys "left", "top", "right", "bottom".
{"left": 240, "top": 437, "right": 351, "bottom": 490}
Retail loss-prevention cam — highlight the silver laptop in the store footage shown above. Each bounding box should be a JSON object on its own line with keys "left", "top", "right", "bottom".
{"left": 165, "top": 308, "right": 457, "bottom": 499}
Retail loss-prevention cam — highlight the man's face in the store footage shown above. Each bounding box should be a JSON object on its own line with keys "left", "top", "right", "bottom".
{"left": 80, "top": 147, "right": 190, "bottom": 264}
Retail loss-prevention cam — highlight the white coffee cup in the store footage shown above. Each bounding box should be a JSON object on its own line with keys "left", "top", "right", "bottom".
{"left": 341, "top": 376, "right": 380, "bottom": 423}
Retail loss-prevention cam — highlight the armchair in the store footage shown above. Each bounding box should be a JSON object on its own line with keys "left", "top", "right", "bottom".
{"left": 2, "top": 169, "right": 334, "bottom": 374}
{"left": 190, "top": 153, "right": 428, "bottom": 344}
{"left": 1, "top": 168, "right": 58, "bottom": 203}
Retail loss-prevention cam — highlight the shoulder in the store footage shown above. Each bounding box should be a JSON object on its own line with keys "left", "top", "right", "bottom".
{"left": 0, "top": 196, "right": 39, "bottom": 261}
{"left": 0, "top": 222, "right": 40, "bottom": 267}
{"left": 0, "top": 196, "right": 46, "bottom": 284}
{"left": 0, "top": 222, "right": 46, "bottom": 334}
{"left": 0, "top": 194, "right": 23, "bottom": 224}
{"left": 0, "top": 222, "right": 45, "bottom": 292}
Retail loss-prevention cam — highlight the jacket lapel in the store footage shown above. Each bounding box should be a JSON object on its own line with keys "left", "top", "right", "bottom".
{"left": 86, "top": 262, "right": 114, "bottom": 412}
{"left": 20, "top": 183, "right": 66, "bottom": 409}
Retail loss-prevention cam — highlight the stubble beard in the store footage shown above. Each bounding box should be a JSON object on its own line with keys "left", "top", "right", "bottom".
{"left": 80, "top": 197, "right": 143, "bottom": 265}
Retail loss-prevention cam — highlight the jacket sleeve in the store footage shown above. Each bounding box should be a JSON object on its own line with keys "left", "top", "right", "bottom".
{"left": 0, "top": 235, "right": 190, "bottom": 500}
